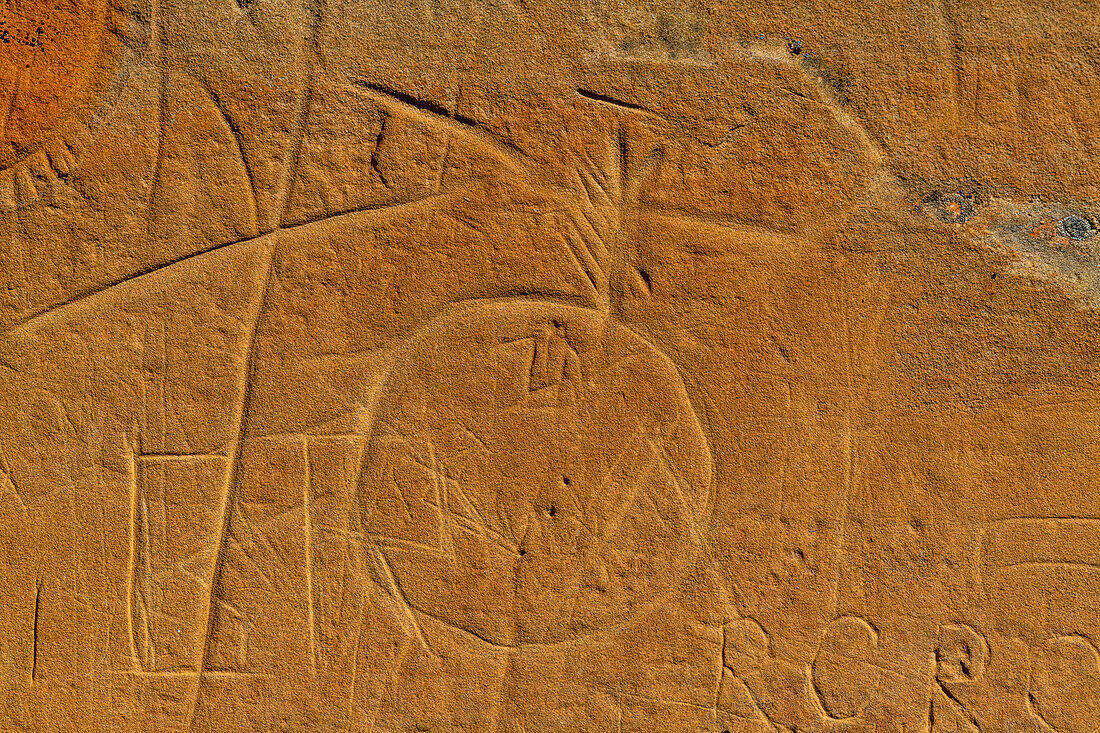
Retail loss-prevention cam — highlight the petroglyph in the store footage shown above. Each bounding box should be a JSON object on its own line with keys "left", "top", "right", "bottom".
{"left": 357, "top": 299, "right": 712, "bottom": 648}
{"left": 1030, "top": 635, "right": 1100, "bottom": 733}
{"left": 811, "top": 615, "right": 880, "bottom": 719}
{"left": 3, "top": 1, "right": 1100, "bottom": 730}
{"left": 0, "top": 0, "right": 141, "bottom": 208}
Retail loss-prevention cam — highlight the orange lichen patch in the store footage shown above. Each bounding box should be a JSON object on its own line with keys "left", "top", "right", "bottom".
{"left": 0, "top": 0, "right": 111, "bottom": 169}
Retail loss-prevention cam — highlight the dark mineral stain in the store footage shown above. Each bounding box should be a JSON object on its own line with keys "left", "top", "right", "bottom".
{"left": 926, "top": 192, "right": 976, "bottom": 224}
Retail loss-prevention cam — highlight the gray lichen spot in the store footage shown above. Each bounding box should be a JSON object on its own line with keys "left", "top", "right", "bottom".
{"left": 1057, "top": 214, "right": 1096, "bottom": 241}
{"left": 965, "top": 197, "right": 1100, "bottom": 311}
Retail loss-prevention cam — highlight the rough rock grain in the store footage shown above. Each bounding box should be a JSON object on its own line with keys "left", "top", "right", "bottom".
{"left": 4, "top": 1, "right": 1100, "bottom": 731}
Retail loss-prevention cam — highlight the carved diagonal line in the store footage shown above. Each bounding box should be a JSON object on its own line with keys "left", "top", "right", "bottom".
{"left": 184, "top": 241, "right": 275, "bottom": 731}
{"left": 365, "top": 541, "right": 434, "bottom": 656}
{"left": 355, "top": 82, "right": 532, "bottom": 174}
{"left": 203, "top": 79, "right": 261, "bottom": 235}
{"left": 574, "top": 208, "right": 611, "bottom": 268}
{"left": 6, "top": 192, "right": 452, "bottom": 337}
{"left": 408, "top": 455, "right": 519, "bottom": 555}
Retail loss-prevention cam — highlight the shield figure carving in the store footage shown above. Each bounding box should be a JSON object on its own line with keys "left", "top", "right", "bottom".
{"left": 356, "top": 299, "right": 713, "bottom": 648}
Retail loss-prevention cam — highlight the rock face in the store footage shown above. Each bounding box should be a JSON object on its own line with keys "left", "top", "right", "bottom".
{"left": 5, "top": 1, "right": 1100, "bottom": 731}
{"left": 358, "top": 299, "right": 712, "bottom": 648}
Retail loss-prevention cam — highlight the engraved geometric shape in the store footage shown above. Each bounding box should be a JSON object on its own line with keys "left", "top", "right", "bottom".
{"left": 357, "top": 298, "right": 712, "bottom": 648}
{"left": 723, "top": 618, "right": 771, "bottom": 677}
{"left": 811, "top": 615, "right": 880, "bottom": 720}
{"left": 1030, "top": 635, "right": 1100, "bottom": 733}
{"left": 935, "top": 624, "right": 988, "bottom": 683}
{"left": 130, "top": 454, "right": 228, "bottom": 672}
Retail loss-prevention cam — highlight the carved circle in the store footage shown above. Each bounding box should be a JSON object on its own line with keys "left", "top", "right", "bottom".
{"left": 811, "top": 615, "right": 881, "bottom": 720}
{"left": 935, "top": 623, "right": 988, "bottom": 683}
{"left": 722, "top": 618, "right": 771, "bottom": 676}
{"left": 357, "top": 299, "right": 713, "bottom": 648}
{"left": 1030, "top": 635, "right": 1100, "bottom": 733}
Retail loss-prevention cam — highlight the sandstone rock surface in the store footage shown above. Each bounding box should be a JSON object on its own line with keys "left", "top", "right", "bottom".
{"left": 4, "top": 0, "right": 1100, "bottom": 730}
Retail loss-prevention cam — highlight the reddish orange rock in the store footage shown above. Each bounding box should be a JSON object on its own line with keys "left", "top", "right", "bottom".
{"left": 0, "top": 0, "right": 118, "bottom": 169}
